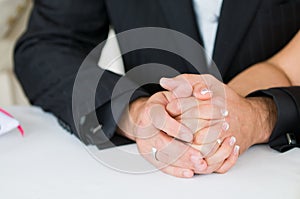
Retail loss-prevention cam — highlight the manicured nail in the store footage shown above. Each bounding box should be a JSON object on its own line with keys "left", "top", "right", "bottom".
{"left": 234, "top": 145, "right": 240, "bottom": 155}
{"left": 229, "top": 136, "right": 236, "bottom": 146}
{"left": 221, "top": 109, "right": 229, "bottom": 117}
{"left": 200, "top": 88, "right": 213, "bottom": 95}
{"left": 222, "top": 122, "right": 230, "bottom": 131}
{"left": 183, "top": 170, "right": 194, "bottom": 178}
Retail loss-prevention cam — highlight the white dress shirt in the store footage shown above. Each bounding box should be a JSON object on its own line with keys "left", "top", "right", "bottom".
{"left": 192, "top": 0, "right": 223, "bottom": 62}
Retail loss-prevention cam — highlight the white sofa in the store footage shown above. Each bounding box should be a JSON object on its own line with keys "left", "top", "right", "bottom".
{"left": 0, "top": 0, "right": 31, "bottom": 106}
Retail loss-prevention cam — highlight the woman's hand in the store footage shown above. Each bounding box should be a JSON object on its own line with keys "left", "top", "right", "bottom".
{"left": 118, "top": 91, "right": 208, "bottom": 178}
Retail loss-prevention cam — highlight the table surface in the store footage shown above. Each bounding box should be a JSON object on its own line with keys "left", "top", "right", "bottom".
{"left": 0, "top": 106, "right": 299, "bottom": 199}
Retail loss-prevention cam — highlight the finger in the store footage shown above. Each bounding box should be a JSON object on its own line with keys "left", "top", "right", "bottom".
{"left": 193, "top": 86, "right": 213, "bottom": 100}
{"left": 189, "top": 140, "right": 220, "bottom": 158}
{"left": 148, "top": 104, "right": 193, "bottom": 142}
{"left": 160, "top": 77, "right": 193, "bottom": 98}
{"left": 166, "top": 97, "right": 210, "bottom": 117}
{"left": 177, "top": 118, "right": 221, "bottom": 133}
{"left": 196, "top": 162, "right": 223, "bottom": 175}
{"left": 160, "top": 165, "right": 194, "bottom": 178}
{"left": 134, "top": 124, "right": 160, "bottom": 139}
{"left": 160, "top": 75, "right": 215, "bottom": 99}
{"left": 154, "top": 133, "right": 207, "bottom": 173}
{"left": 142, "top": 151, "right": 195, "bottom": 178}
{"left": 205, "top": 136, "right": 236, "bottom": 165}
{"left": 194, "top": 137, "right": 236, "bottom": 175}
{"left": 160, "top": 74, "right": 219, "bottom": 97}
{"left": 193, "top": 83, "right": 213, "bottom": 99}
{"left": 140, "top": 149, "right": 195, "bottom": 178}
{"left": 193, "top": 77, "right": 225, "bottom": 99}
{"left": 197, "top": 88, "right": 213, "bottom": 100}
{"left": 178, "top": 104, "right": 226, "bottom": 120}
{"left": 193, "top": 121, "right": 230, "bottom": 145}
{"left": 137, "top": 132, "right": 206, "bottom": 175}
{"left": 160, "top": 75, "right": 218, "bottom": 102}
{"left": 215, "top": 145, "right": 240, "bottom": 174}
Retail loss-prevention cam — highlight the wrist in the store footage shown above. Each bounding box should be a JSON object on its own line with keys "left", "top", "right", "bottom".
{"left": 247, "top": 97, "right": 278, "bottom": 144}
{"left": 117, "top": 97, "right": 148, "bottom": 141}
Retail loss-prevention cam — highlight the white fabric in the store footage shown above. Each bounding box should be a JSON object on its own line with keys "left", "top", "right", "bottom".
{"left": 0, "top": 111, "right": 19, "bottom": 135}
{"left": 0, "top": 106, "right": 299, "bottom": 199}
{"left": 98, "top": 29, "right": 125, "bottom": 76}
{"left": 193, "top": 0, "right": 223, "bottom": 62}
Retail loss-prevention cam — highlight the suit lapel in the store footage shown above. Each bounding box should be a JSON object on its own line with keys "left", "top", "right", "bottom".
{"left": 157, "top": 0, "right": 210, "bottom": 75}
{"left": 213, "top": 0, "right": 262, "bottom": 76}
{"left": 157, "top": 0, "right": 202, "bottom": 44}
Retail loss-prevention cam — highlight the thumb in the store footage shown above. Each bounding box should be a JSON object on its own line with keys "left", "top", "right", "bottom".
{"left": 160, "top": 77, "right": 193, "bottom": 98}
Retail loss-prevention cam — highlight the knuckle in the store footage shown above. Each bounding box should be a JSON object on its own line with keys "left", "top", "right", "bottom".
{"left": 136, "top": 114, "right": 151, "bottom": 129}
{"left": 171, "top": 99, "right": 181, "bottom": 113}
{"left": 143, "top": 103, "right": 153, "bottom": 116}
{"left": 195, "top": 133, "right": 204, "bottom": 144}
{"left": 228, "top": 156, "right": 237, "bottom": 165}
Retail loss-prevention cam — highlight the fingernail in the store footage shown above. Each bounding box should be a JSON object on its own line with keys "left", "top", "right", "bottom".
{"left": 234, "top": 145, "right": 240, "bottom": 155}
{"left": 160, "top": 78, "right": 172, "bottom": 85}
{"left": 200, "top": 88, "right": 213, "bottom": 95}
{"left": 183, "top": 170, "right": 194, "bottom": 178}
{"left": 221, "top": 109, "right": 229, "bottom": 117}
{"left": 229, "top": 136, "right": 236, "bottom": 146}
{"left": 179, "top": 132, "right": 193, "bottom": 142}
{"left": 222, "top": 122, "right": 230, "bottom": 131}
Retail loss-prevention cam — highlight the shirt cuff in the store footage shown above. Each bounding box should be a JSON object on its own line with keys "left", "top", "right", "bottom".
{"left": 247, "top": 87, "right": 300, "bottom": 152}
{"left": 78, "top": 88, "right": 150, "bottom": 149}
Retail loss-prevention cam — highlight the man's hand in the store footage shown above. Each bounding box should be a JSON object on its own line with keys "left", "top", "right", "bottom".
{"left": 161, "top": 74, "right": 277, "bottom": 154}
{"left": 160, "top": 74, "right": 277, "bottom": 173}
{"left": 160, "top": 75, "right": 238, "bottom": 173}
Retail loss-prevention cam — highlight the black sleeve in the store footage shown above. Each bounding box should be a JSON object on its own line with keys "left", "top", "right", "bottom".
{"left": 248, "top": 87, "right": 300, "bottom": 152}
{"left": 14, "top": 0, "right": 149, "bottom": 148}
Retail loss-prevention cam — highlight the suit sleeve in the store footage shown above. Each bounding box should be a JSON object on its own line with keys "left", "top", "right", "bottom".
{"left": 14, "top": 0, "right": 149, "bottom": 148}
{"left": 248, "top": 87, "right": 300, "bottom": 152}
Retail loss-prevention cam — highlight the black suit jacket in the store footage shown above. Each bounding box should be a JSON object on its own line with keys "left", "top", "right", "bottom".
{"left": 14, "top": 0, "right": 300, "bottom": 151}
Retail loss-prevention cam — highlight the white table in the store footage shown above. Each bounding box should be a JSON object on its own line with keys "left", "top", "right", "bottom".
{"left": 0, "top": 106, "right": 299, "bottom": 199}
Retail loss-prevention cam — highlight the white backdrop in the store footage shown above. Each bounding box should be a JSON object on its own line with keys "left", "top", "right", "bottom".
{"left": 0, "top": 106, "right": 299, "bottom": 199}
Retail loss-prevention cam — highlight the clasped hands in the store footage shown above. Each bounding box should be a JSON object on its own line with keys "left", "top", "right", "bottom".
{"left": 118, "top": 74, "right": 274, "bottom": 178}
